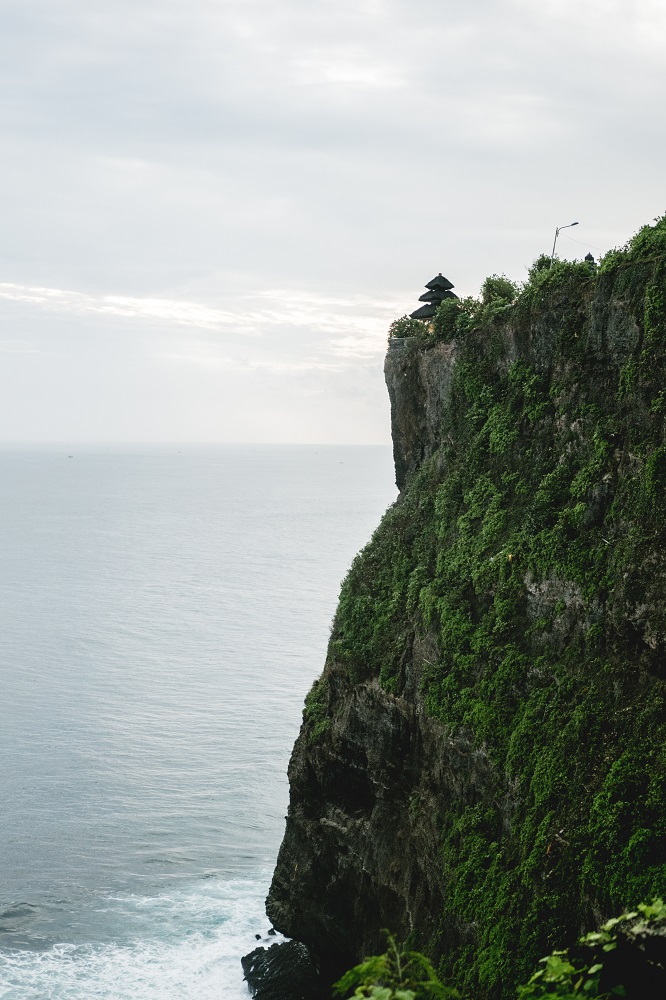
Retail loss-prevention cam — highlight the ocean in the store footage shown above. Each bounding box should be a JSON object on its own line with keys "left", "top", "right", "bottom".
{"left": 0, "top": 445, "right": 396, "bottom": 999}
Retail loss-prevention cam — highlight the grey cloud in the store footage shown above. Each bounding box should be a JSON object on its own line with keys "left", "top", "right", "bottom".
{"left": 0, "top": 0, "right": 664, "bottom": 441}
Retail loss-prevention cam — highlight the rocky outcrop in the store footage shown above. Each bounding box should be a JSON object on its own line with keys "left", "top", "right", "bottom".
{"left": 267, "top": 220, "right": 666, "bottom": 999}
{"left": 241, "top": 940, "right": 324, "bottom": 1000}
{"left": 267, "top": 662, "right": 499, "bottom": 979}
{"left": 384, "top": 337, "right": 459, "bottom": 491}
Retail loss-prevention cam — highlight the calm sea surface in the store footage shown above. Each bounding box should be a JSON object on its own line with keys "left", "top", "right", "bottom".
{"left": 0, "top": 445, "right": 396, "bottom": 999}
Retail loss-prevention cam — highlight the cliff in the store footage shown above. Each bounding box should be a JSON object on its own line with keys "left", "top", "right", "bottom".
{"left": 266, "top": 217, "right": 666, "bottom": 999}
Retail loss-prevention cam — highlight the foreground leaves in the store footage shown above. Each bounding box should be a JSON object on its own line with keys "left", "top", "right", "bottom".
{"left": 333, "top": 934, "right": 458, "bottom": 1000}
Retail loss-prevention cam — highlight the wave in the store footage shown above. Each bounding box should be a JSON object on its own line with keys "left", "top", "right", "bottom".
{"left": 0, "top": 876, "right": 281, "bottom": 999}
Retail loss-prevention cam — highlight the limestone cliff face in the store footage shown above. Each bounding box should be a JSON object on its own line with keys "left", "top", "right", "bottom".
{"left": 266, "top": 661, "right": 497, "bottom": 979}
{"left": 385, "top": 337, "right": 459, "bottom": 491}
{"left": 267, "top": 220, "right": 666, "bottom": 999}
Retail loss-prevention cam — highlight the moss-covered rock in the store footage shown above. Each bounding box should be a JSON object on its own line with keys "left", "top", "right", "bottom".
{"left": 267, "top": 216, "right": 666, "bottom": 1000}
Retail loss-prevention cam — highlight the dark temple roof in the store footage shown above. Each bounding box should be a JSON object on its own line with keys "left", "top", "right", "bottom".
{"left": 418, "top": 289, "right": 458, "bottom": 303}
{"left": 425, "top": 273, "right": 454, "bottom": 291}
{"left": 409, "top": 303, "right": 438, "bottom": 319}
{"left": 408, "top": 271, "right": 458, "bottom": 320}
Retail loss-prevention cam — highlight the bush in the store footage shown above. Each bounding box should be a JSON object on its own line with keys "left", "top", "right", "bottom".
{"left": 432, "top": 300, "right": 461, "bottom": 342}
{"left": 333, "top": 935, "right": 458, "bottom": 1000}
{"left": 330, "top": 903, "right": 666, "bottom": 1000}
{"left": 303, "top": 677, "right": 330, "bottom": 743}
{"left": 481, "top": 275, "right": 519, "bottom": 306}
{"left": 528, "top": 254, "right": 553, "bottom": 279}
{"left": 518, "top": 899, "right": 666, "bottom": 999}
{"left": 389, "top": 316, "right": 426, "bottom": 339}
{"left": 432, "top": 297, "right": 484, "bottom": 342}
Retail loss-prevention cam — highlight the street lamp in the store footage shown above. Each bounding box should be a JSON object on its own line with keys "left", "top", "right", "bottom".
{"left": 551, "top": 221, "right": 579, "bottom": 261}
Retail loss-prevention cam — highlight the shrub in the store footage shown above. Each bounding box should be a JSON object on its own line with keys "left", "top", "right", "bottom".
{"left": 389, "top": 316, "right": 426, "bottom": 339}
{"left": 518, "top": 899, "right": 666, "bottom": 999}
{"left": 303, "top": 677, "right": 330, "bottom": 742}
{"left": 481, "top": 275, "right": 519, "bottom": 306}
{"left": 432, "top": 297, "right": 484, "bottom": 342}
{"left": 432, "top": 300, "right": 461, "bottom": 342}
{"left": 528, "top": 254, "right": 553, "bottom": 279}
{"left": 333, "top": 934, "right": 458, "bottom": 1000}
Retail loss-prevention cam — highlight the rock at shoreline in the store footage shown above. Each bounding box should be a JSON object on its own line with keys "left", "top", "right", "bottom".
{"left": 241, "top": 940, "right": 324, "bottom": 1000}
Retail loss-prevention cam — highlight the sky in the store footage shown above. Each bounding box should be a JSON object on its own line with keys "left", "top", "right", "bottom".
{"left": 0, "top": 0, "right": 665, "bottom": 444}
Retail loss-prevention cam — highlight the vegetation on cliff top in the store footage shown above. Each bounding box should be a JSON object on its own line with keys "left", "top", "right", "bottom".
{"left": 321, "top": 215, "right": 666, "bottom": 998}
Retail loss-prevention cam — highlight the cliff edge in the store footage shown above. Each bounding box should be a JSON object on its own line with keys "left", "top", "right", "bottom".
{"left": 267, "top": 218, "right": 666, "bottom": 999}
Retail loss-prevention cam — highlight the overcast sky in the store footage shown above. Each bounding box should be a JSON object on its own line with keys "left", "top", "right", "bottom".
{"left": 0, "top": 0, "right": 664, "bottom": 444}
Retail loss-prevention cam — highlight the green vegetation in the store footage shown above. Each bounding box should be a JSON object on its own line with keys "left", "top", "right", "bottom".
{"left": 334, "top": 934, "right": 458, "bottom": 1000}
{"left": 431, "top": 297, "right": 481, "bottom": 342}
{"left": 394, "top": 217, "right": 666, "bottom": 350}
{"left": 389, "top": 316, "right": 427, "bottom": 339}
{"left": 480, "top": 274, "right": 520, "bottom": 306}
{"left": 331, "top": 900, "right": 666, "bottom": 1000}
{"left": 518, "top": 898, "right": 666, "bottom": 999}
{"left": 323, "top": 214, "right": 666, "bottom": 997}
{"left": 303, "top": 676, "right": 330, "bottom": 743}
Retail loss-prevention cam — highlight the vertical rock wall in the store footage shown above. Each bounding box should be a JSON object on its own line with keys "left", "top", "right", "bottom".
{"left": 267, "top": 227, "right": 666, "bottom": 998}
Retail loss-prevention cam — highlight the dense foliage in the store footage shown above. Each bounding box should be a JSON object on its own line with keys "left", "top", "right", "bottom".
{"left": 324, "top": 215, "right": 666, "bottom": 997}
{"left": 331, "top": 899, "right": 666, "bottom": 1000}
{"left": 333, "top": 934, "right": 458, "bottom": 1000}
{"left": 517, "top": 899, "right": 666, "bottom": 999}
{"left": 389, "top": 316, "right": 428, "bottom": 339}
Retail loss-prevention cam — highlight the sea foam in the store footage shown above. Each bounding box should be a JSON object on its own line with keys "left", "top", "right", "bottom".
{"left": 0, "top": 877, "right": 281, "bottom": 999}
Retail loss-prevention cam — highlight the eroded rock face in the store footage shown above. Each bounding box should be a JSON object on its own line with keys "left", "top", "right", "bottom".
{"left": 384, "top": 338, "right": 459, "bottom": 491}
{"left": 267, "top": 664, "right": 498, "bottom": 978}
{"left": 266, "top": 238, "right": 666, "bottom": 998}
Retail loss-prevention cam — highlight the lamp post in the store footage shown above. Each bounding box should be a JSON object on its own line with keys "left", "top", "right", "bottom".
{"left": 551, "top": 221, "right": 579, "bottom": 262}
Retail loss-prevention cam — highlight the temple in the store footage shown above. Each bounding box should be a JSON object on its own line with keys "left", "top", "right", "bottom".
{"left": 409, "top": 273, "right": 458, "bottom": 320}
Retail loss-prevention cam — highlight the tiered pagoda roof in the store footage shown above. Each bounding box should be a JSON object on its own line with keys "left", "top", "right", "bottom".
{"left": 410, "top": 273, "right": 457, "bottom": 319}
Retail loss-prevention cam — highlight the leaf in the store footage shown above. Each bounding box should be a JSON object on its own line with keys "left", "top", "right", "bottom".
{"left": 332, "top": 935, "right": 453, "bottom": 999}
{"left": 364, "top": 988, "right": 391, "bottom": 1000}
{"left": 542, "top": 954, "right": 576, "bottom": 981}
{"left": 638, "top": 898, "right": 666, "bottom": 922}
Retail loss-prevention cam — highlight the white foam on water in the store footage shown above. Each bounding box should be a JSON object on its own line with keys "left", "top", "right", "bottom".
{"left": 0, "top": 877, "right": 283, "bottom": 1000}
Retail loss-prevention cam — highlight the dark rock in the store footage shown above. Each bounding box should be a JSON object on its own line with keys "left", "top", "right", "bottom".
{"left": 266, "top": 666, "right": 475, "bottom": 975}
{"left": 267, "top": 927, "right": 277, "bottom": 936}
{"left": 255, "top": 933, "right": 262, "bottom": 940}
{"left": 384, "top": 338, "right": 458, "bottom": 491}
{"left": 241, "top": 940, "right": 324, "bottom": 1000}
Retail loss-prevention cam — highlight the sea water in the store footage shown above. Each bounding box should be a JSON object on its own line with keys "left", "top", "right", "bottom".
{"left": 0, "top": 445, "right": 396, "bottom": 999}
